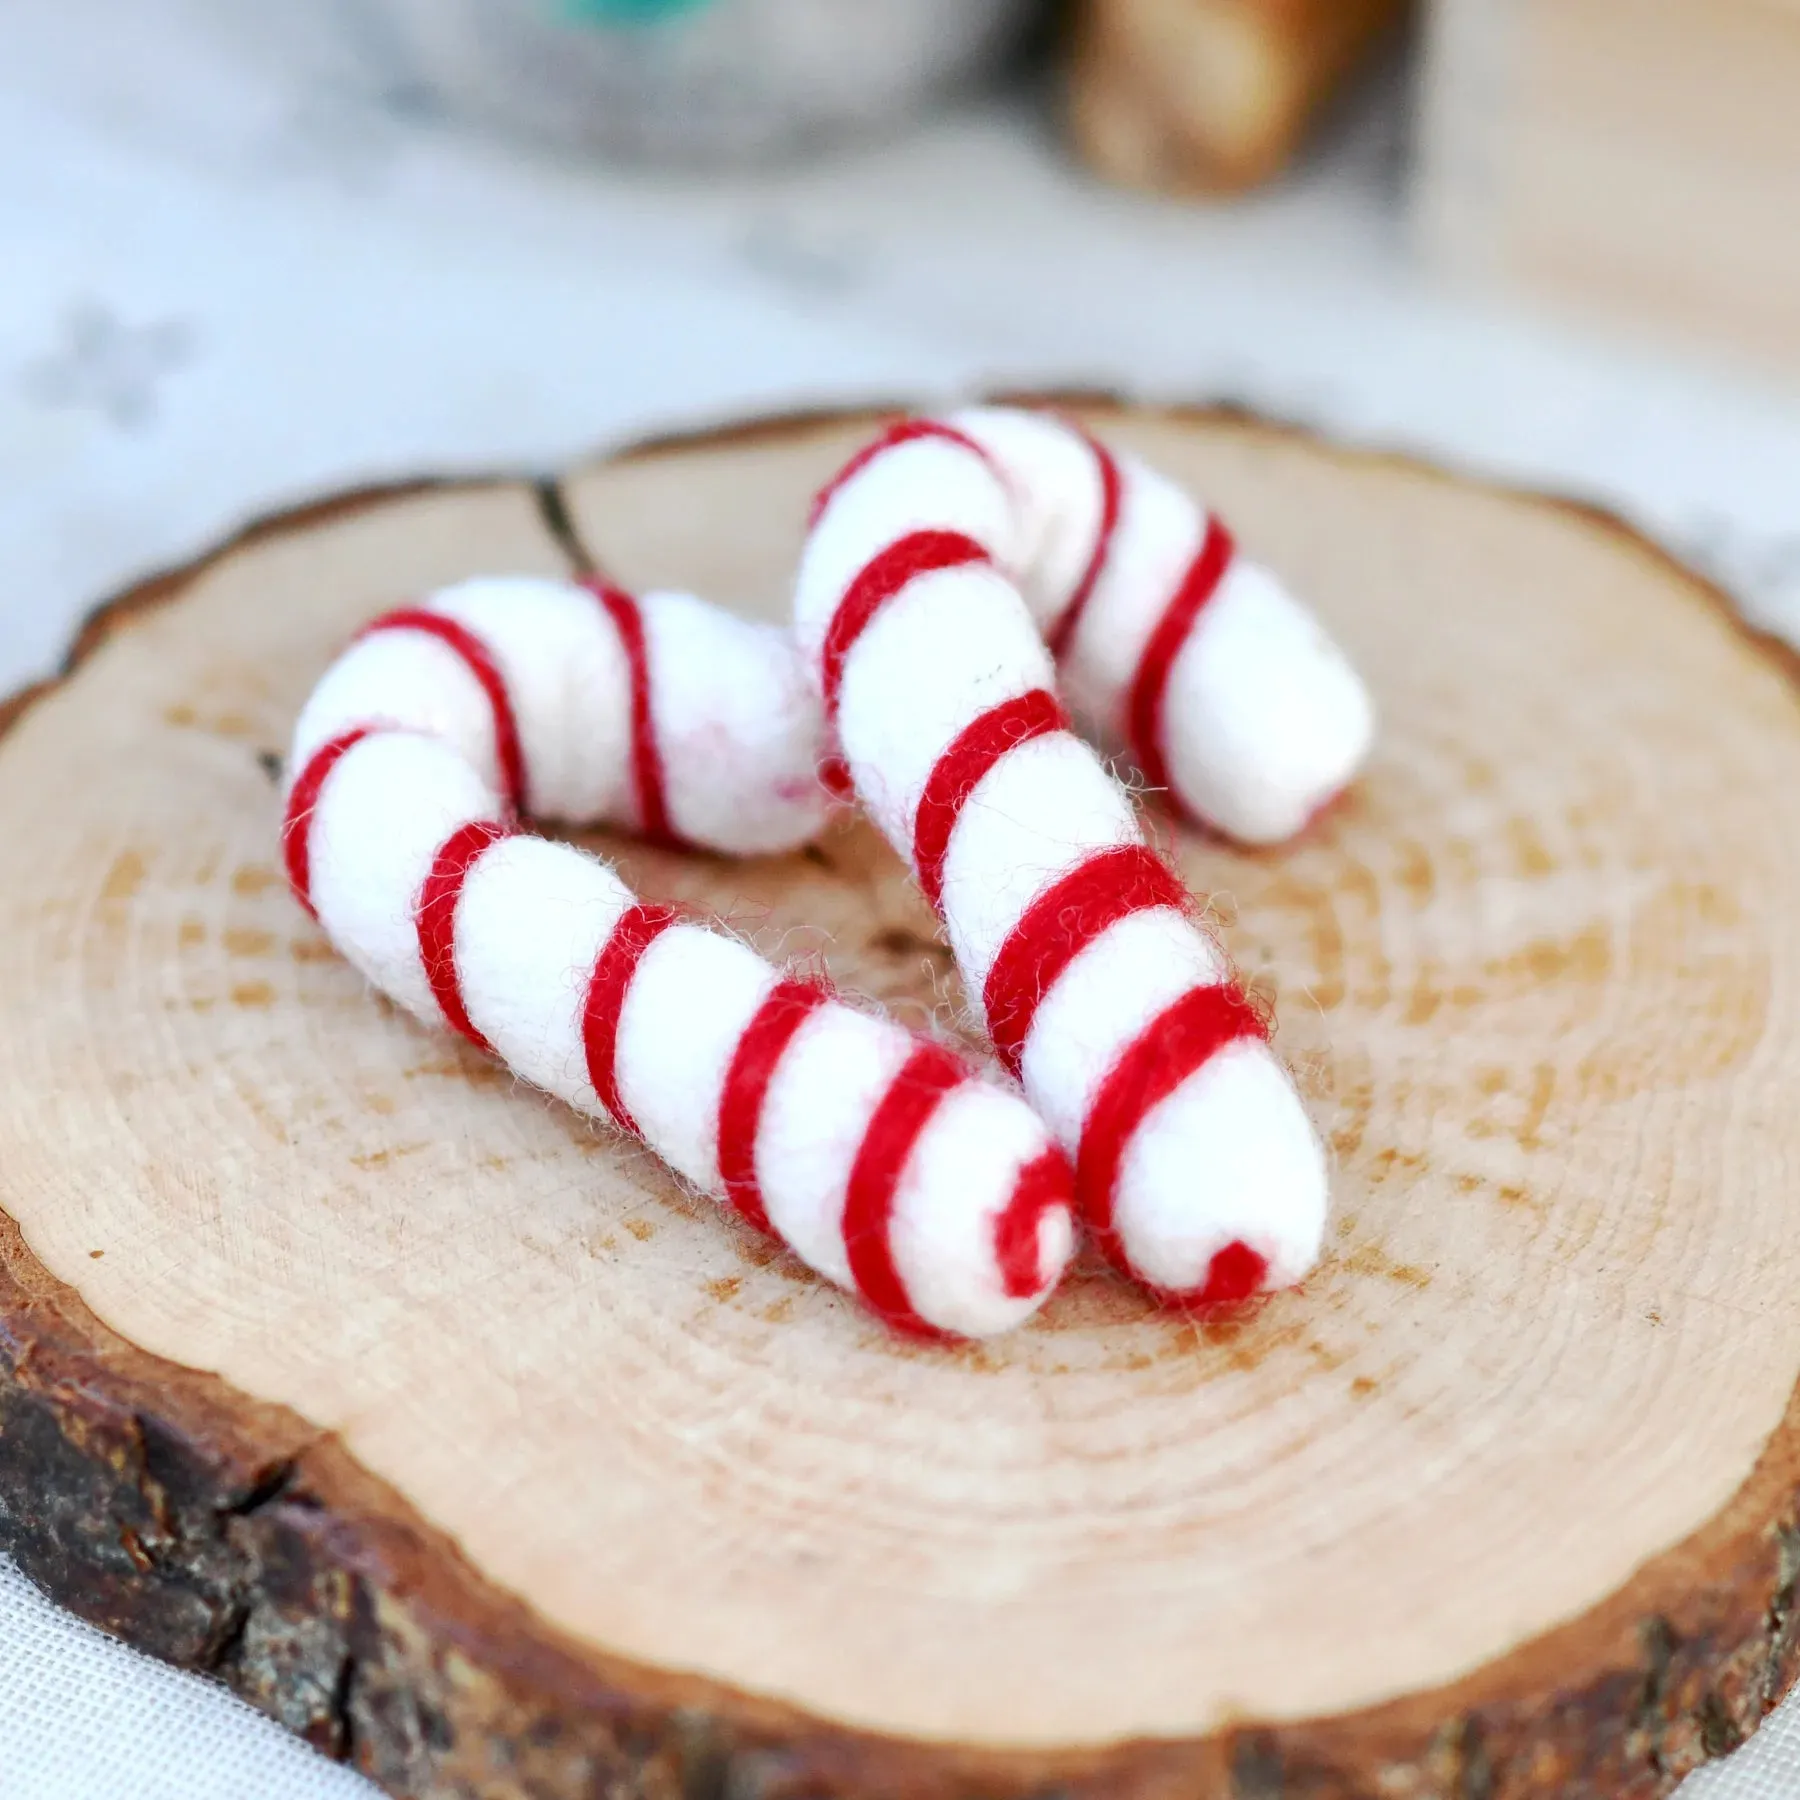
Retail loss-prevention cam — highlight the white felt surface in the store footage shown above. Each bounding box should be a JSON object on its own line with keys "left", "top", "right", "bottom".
{"left": 6, "top": 0, "right": 1800, "bottom": 1790}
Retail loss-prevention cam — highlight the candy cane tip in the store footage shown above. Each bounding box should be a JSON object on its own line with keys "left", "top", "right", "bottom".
{"left": 1106, "top": 1041, "right": 1329, "bottom": 1298}
{"left": 1162, "top": 576, "right": 1377, "bottom": 846}
{"left": 1147, "top": 1239, "right": 1271, "bottom": 1316}
{"left": 888, "top": 1103, "right": 1079, "bottom": 1340}
{"left": 1196, "top": 741, "right": 1371, "bottom": 848}
{"left": 995, "top": 1150, "right": 1079, "bottom": 1304}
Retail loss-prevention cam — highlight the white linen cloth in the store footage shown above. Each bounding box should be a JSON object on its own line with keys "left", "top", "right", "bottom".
{"left": 4, "top": 4, "right": 1799, "bottom": 1793}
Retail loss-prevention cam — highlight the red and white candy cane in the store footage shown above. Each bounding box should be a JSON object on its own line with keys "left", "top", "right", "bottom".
{"left": 283, "top": 575, "right": 1076, "bottom": 1339}
{"left": 796, "top": 429, "right": 1331, "bottom": 1305}
{"left": 833, "top": 409, "right": 1375, "bottom": 845}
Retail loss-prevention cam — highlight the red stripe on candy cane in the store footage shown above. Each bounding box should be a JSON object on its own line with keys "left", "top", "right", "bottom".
{"left": 1126, "top": 515, "right": 1235, "bottom": 798}
{"left": 982, "top": 844, "right": 1192, "bottom": 1078}
{"left": 585, "top": 579, "right": 680, "bottom": 850}
{"left": 360, "top": 609, "right": 527, "bottom": 816}
{"left": 842, "top": 1041, "right": 970, "bottom": 1338}
{"left": 1047, "top": 426, "right": 1122, "bottom": 661}
{"left": 820, "top": 530, "right": 990, "bottom": 726}
{"left": 818, "top": 753, "right": 856, "bottom": 800}
{"left": 912, "top": 688, "right": 1068, "bottom": 914}
{"left": 808, "top": 418, "right": 998, "bottom": 531}
{"left": 582, "top": 903, "right": 682, "bottom": 1138}
{"left": 415, "top": 818, "right": 513, "bottom": 1052}
{"left": 1077, "top": 982, "right": 1269, "bottom": 1303}
{"left": 992, "top": 1147, "right": 1075, "bottom": 1300}
{"left": 717, "top": 977, "right": 832, "bottom": 1236}
{"left": 282, "top": 726, "right": 375, "bottom": 917}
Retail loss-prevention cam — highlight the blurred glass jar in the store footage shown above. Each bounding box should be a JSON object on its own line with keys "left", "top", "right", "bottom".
{"left": 351, "top": 0, "right": 1038, "bottom": 162}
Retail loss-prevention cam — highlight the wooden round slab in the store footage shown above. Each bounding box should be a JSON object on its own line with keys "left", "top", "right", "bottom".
{"left": 3, "top": 404, "right": 1800, "bottom": 1800}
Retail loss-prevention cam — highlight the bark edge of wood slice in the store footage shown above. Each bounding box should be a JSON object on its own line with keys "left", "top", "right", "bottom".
{"left": 3, "top": 400, "right": 1800, "bottom": 1800}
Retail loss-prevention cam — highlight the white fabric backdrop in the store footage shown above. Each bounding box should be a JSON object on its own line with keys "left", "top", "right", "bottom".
{"left": 4, "top": 3, "right": 1800, "bottom": 1793}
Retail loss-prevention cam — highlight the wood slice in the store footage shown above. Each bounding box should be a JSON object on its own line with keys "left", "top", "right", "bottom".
{"left": 2, "top": 404, "right": 1800, "bottom": 1800}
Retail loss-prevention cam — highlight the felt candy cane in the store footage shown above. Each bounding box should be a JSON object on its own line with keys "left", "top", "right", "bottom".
{"left": 283, "top": 575, "right": 1075, "bottom": 1339}
{"left": 865, "top": 408, "right": 1375, "bottom": 845}
{"left": 797, "top": 430, "right": 1330, "bottom": 1305}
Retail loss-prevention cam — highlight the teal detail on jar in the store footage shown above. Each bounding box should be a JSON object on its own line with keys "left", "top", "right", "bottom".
{"left": 557, "top": 0, "right": 716, "bottom": 24}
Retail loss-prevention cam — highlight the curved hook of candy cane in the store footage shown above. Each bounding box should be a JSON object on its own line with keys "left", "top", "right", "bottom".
{"left": 796, "top": 424, "right": 1332, "bottom": 1309}
{"left": 290, "top": 574, "right": 832, "bottom": 857}
{"left": 816, "top": 409, "right": 1376, "bottom": 847}
{"left": 282, "top": 576, "right": 1076, "bottom": 1340}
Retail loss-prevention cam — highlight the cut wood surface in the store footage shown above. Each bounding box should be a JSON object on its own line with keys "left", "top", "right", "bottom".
{"left": 3, "top": 403, "right": 1800, "bottom": 1800}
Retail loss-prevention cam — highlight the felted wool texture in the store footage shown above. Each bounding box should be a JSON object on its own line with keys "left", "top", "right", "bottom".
{"left": 292, "top": 573, "right": 828, "bottom": 855}
{"left": 945, "top": 406, "right": 1376, "bottom": 845}
{"left": 796, "top": 421, "right": 1330, "bottom": 1305}
{"left": 284, "top": 588, "right": 1076, "bottom": 1340}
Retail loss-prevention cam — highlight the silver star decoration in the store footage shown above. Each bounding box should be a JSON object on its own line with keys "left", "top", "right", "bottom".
{"left": 19, "top": 302, "right": 197, "bottom": 430}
